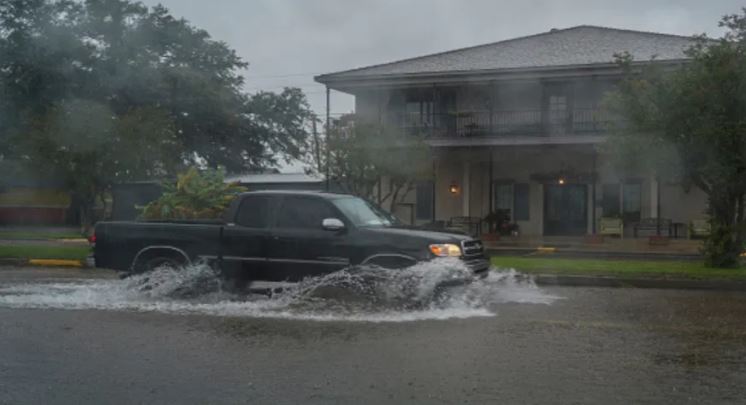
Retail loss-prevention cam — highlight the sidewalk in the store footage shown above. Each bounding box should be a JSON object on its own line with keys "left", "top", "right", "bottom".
{"left": 485, "top": 235, "right": 703, "bottom": 260}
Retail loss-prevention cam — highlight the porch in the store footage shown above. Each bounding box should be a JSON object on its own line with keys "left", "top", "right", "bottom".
{"left": 409, "top": 144, "right": 709, "bottom": 253}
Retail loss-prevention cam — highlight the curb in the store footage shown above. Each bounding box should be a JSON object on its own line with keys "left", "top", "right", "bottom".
{"left": 28, "top": 259, "right": 84, "bottom": 268}
{"left": 0, "top": 258, "right": 86, "bottom": 268}
{"left": 533, "top": 274, "right": 746, "bottom": 291}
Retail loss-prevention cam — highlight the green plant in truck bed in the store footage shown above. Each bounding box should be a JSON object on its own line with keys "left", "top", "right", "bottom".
{"left": 140, "top": 168, "right": 246, "bottom": 220}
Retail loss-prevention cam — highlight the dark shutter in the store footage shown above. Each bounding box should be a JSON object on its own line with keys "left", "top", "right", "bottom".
{"left": 415, "top": 180, "right": 434, "bottom": 221}
{"left": 513, "top": 183, "right": 530, "bottom": 221}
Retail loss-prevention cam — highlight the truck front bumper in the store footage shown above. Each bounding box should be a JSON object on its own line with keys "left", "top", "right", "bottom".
{"left": 463, "top": 257, "right": 490, "bottom": 276}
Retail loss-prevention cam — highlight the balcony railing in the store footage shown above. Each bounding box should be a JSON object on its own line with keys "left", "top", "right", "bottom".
{"left": 386, "top": 109, "right": 617, "bottom": 138}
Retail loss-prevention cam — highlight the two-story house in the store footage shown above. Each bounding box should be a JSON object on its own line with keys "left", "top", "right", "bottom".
{"left": 315, "top": 26, "right": 708, "bottom": 238}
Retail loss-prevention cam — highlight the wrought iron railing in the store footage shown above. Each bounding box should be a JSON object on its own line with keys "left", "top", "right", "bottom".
{"left": 386, "top": 109, "right": 617, "bottom": 137}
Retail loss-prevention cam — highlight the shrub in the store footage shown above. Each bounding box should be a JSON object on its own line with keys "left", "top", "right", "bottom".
{"left": 140, "top": 168, "right": 246, "bottom": 220}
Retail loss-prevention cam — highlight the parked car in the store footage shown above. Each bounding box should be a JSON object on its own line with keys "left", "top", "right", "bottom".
{"left": 92, "top": 191, "right": 489, "bottom": 285}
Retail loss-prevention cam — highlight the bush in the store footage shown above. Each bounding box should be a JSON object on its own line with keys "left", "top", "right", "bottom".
{"left": 140, "top": 168, "right": 246, "bottom": 220}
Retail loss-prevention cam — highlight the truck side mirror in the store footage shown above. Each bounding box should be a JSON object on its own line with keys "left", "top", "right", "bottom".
{"left": 322, "top": 218, "right": 345, "bottom": 231}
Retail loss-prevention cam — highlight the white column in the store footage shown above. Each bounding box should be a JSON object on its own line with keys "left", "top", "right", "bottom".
{"left": 462, "top": 161, "right": 470, "bottom": 217}
{"left": 650, "top": 177, "right": 659, "bottom": 218}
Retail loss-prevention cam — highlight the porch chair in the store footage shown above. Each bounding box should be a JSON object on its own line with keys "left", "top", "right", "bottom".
{"left": 688, "top": 219, "right": 710, "bottom": 239}
{"left": 598, "top": 217, "right": 623, "bottom": 239}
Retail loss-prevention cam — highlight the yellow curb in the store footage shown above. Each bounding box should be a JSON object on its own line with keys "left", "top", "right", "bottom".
{"left": 28, "top": 259, "right": 83, "bottom": 267}
{"left": 536, "top": 247, "right": 557, "bottom": 254}
{"left": 57, "top": 238, "right": 88, "bottom": 243}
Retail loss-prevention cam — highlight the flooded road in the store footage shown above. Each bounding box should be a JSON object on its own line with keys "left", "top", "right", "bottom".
{"left": 2, "top": 266, "right": 746, "bottom": 404}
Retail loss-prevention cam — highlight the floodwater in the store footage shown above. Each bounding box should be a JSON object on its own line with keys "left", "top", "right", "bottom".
{"left": 2, "top": 265, "right": 746, "bottom": 403}
{"left": 0, "top": 258, "right": 558, "bottom": 322}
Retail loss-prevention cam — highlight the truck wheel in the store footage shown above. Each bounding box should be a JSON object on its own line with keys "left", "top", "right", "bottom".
{"left": 133, "top": 251, "right": 187, "bottom": 273}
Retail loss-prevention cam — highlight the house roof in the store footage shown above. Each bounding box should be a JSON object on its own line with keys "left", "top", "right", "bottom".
{"left": 316, "top": 25, "right": 696, "bottom": 84}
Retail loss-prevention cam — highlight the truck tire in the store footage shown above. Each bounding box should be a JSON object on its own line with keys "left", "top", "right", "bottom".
{"left": 132, "top": 249, "right": 188, "bottom": 273}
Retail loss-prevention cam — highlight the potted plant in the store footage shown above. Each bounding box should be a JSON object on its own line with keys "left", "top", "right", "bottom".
{"left": 483, "top": 209, "right": 512, "bottom": 240}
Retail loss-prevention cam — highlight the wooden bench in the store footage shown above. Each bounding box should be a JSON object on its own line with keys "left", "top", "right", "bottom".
{"left": 634, "top": 218, "right": 672, "bottom": 238}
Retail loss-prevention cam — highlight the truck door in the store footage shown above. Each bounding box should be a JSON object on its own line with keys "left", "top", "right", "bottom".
{"left": 267, "top": 196, "right": 350, "bottom": 281}
{"left": 220, "top": 194, "right": 274, "bottom": 281}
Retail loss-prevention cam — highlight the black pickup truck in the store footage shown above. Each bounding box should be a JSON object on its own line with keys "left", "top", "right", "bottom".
{"left": 93, "top": 191, "right": 489, "bottom": 283}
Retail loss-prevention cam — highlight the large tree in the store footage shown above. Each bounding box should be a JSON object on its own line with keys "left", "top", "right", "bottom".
{"left": 608, "top": 10, "right": 746, "bottom": 267}
{"left": 315, "top": 115, "right": 432, "bottom": 212}
{"left": 0, "top": 0, "right": 313, "bottom": 228}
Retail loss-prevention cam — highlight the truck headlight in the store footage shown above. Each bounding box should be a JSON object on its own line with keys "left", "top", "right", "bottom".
{"left": 429, "top": 243, "right": 462, "bottom": 257}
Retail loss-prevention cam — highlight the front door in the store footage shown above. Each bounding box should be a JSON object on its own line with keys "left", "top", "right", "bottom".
{"left": 544, "top": 184, "right": 587, "bottom": 236}
{"left": 266, "top": 196, "right": 350, "bottom": 281}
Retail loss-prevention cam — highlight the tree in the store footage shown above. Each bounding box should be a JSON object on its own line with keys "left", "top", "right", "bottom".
{"left": 0, "top": 0, "right": 313, "bottom": 227}
{"left": 23, "top": 99, "right": 181, "bottom": 230}
{"left": 313, "top": 115, "right": 432, "bottom": 212}
{"left": 140, "top": 167, "right": 246, "bottom": 220}
{"left": 608, "top": 10, "right": 746, "bottom": 267}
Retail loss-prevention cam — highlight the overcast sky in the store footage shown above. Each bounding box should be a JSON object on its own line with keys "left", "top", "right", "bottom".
{"left": 139, "top": 0, "right": 741, "bottom": 171}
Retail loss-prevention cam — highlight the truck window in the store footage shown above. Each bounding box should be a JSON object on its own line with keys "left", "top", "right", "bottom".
{"left": 236, "top": 196, "right": 272, "bottom": 228}
{"left": 276, "top": 197, "right": 337, "bottom": 229}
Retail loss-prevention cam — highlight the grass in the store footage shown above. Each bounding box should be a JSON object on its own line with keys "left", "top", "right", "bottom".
{"left": 0, "top": 245, "right": 91, "bottom": 261}
{"left": 0, "top": 230, "right": 84, "bottom": 240}
{"left": 491, "top": 255, "right": 746, "bottom": 280}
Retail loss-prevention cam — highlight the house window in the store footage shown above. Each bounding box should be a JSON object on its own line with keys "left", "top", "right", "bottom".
{"left": 601, "top": 182, "right": 640, "bottom": 221}
{"left": 493, "top": 182, "right": 530, "bottom": 221}
{"left": 405, "top": 100, "right": 433, "bottom": 127}
{"left": 493, "top": 183, "right": 513, "bottom": 218}
{"left": 415, "top": 180, "right": 434, "bottom": 221}
{"left": 602, "top": 184, "right": 621, "bottom": 217}
{"left": 623, "top": 182, "right": 641, "bottom": 221}
{"left": 513, "top": 183, "right": 530, "bottom": 221}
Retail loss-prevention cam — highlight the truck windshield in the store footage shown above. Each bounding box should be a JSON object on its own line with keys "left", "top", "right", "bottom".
{"left": 332, "top": 197, "right": 398, "bottom": 227}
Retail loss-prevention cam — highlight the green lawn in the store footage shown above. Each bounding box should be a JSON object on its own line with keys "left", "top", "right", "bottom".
{"left": 0, "top": 245, "right": 91, "bottom": 260}
{"left": 0, "top": 230, "right": 84, "bottom": 240}
{"left": 491, "top": 255, "right": 746, "bottom": 280}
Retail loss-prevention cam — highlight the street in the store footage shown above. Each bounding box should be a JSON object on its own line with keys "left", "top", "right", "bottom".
{"left": 1, "top": 266, "right": 746, "bottom": 404}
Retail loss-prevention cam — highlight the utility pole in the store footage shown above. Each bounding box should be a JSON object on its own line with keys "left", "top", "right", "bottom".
{"left": 312, "top": 117, "right": 322, "bottom": 174}
{"left": 325, "top": 86, "right": 331, "bottom": 192}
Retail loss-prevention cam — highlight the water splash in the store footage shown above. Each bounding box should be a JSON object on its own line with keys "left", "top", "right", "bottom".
{"left": 0, "top": 259, "right": 559, "bottom": 322}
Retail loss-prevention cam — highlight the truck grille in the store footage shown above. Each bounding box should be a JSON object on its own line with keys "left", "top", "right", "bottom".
{"left": 461, "top": 240, "right": 484, "bottom": 259}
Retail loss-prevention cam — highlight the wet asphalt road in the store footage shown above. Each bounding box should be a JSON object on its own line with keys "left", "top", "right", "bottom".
{"left": 2, "top": 267, "right": 746, "bottom": 404}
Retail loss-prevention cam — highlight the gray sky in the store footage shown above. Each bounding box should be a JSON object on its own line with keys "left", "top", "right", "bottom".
{"left": 141, "top": 0, "right": 740, "bottom": 118}
{"left": 140, "top": 0, "right": 741, "bottom": 171}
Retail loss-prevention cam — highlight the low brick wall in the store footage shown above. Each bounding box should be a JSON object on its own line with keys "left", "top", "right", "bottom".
{"left": 0, "top": 206, "right": 69, "bottom": 225}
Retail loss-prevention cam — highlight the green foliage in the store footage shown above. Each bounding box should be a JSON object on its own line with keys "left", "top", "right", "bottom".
{"left": 0, "top": 0, "right": 312, "bottom": 228}
{"left": 607, "top": 10, "right": 746, "bottom": 268}
{"left": 317, "top": 116, "right": 432, "bottom": 210}
{"left": 23, "top": 99, "right": 180, "bottom": 229}
{"left": 140, "top": 167, "right": 246, "bottom": 220}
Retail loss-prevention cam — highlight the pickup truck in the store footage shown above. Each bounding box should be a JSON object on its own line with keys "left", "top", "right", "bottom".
{"left": 93, "top": 191, "right": 489, "bottom": 284}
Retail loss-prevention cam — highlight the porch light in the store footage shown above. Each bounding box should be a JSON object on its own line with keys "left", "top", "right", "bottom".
{"left": 449, "top": 183, "right": 460, "bottom": 194}
{"left": 558, "top": 178, "right": 566, "bottom": 185}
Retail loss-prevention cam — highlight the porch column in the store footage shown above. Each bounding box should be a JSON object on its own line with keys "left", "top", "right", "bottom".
{"left": 462, "top": 161, "right": 470, "bottom": 217}
{"left": 650, "top": 176, "right": 659, "bottom": 219}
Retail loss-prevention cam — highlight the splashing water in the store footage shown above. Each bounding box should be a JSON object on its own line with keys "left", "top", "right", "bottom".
{"left": 0, "top": 259, "right": 559, "bottom": 322}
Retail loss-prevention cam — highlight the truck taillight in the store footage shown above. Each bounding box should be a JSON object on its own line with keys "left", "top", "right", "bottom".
{"left": 89, "top": 233, "right": 96, "bottom": 244}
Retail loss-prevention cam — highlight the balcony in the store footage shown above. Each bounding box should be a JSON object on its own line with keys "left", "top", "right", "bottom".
{"left": 387, "top": 109, "right": 617, "bottom": 138}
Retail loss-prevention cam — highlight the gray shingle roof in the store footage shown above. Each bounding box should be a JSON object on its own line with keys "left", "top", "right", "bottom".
{"left": 316, "top": 25, "right": 696, "bottom": 82}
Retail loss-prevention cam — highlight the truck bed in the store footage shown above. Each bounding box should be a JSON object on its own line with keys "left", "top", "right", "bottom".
{"left": 94, "top": 221, "right": 223, "bottom": 271}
